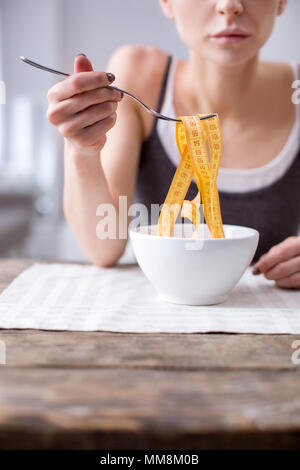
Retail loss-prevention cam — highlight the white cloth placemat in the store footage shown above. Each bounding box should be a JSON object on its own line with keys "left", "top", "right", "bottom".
{"left": 0, "top": 262, "right": 299, "bottom": 334}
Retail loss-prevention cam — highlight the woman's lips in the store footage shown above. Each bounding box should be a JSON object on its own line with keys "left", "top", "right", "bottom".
{"left": 209, "top": 29, "right": 250, "bottom": 44}
{"left": 210, "top": 35, "right": 250, "bottom": 44}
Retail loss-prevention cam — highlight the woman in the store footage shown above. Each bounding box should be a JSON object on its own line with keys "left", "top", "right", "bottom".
{"left": 46, "top": 0, "right": 300, "bottom": 289}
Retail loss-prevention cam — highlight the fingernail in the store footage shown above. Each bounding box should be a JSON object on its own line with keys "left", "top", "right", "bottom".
{"left": 120, "top": 91, "right": 124, "bottom": 99}
{"left": 76, "top": 53, "right": 87, "bottom": 58}
{"left": 106, "top": 73, "right": 115, "bottom": 83}
{"left": 252, "top": 267, "right": 261, "bottom": 275}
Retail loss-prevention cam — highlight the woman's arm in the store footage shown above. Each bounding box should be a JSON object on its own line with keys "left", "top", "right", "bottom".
{"left": 62, "top": 45, "right": 168, "bottom": 267}
{"left": 63, "top": 47, "right": 148, "bottom": 267}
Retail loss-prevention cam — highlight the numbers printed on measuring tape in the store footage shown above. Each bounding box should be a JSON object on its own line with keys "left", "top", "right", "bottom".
{"left": 157, "top": 114, "right": 225, "bottom": 239}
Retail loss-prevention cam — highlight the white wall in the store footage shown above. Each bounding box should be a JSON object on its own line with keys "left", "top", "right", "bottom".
{"left": 260, "top": 0, "right": 300, "bottom": 62}
{"left": 0, "top": 1, "right": 5, "bottom": 163}
{"left": 2, "top": 0, "right": 65, "bottom": 101}
{"left": 61, "top": 0, "right": 300, "bottom": 74}
{"left": 2, "top": 0, "right": 299, "bottom": 125}
{"left": 1, "top": 0, "right": 65, "bottom": 221}
{"left": 2, "top": 0, "right": 299, "bottom": 105}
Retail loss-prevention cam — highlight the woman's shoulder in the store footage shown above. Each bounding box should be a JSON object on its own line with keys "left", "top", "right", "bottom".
{"left": 106, "top": 45, "right": 171, "bottom": 137}
{"left": 108, "top": 44, "right": 169, "bottom": 68}
{"left": 261, "top": 60, "right": 300, "bottom": 81}
{"left": 107, "top": 44, "right": 170, "bottom": 96}
{"left": 260, "top": 60, "right": 300, "bottom": 114}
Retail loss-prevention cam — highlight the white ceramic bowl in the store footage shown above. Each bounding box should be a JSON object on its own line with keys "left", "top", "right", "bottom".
{"left": 129, "top": 223, "right": 259, "bottom": 305}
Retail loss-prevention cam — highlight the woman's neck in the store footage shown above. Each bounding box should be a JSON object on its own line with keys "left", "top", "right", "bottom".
{"left": 180, "top": 52, "right": 262, "bottom": 122}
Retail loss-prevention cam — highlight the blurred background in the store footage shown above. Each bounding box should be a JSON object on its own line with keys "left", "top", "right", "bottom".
{"left": 0, "top": 0, "right": 299, "bottom": 263}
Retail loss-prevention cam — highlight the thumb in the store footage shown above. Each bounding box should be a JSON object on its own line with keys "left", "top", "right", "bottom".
{"left": 74, "top": 54, "right": 94, "bottom": 74}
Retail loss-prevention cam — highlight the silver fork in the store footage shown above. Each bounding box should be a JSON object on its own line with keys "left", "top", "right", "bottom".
{"left": 20, "top": 56, "right": 216, "bottom": 123}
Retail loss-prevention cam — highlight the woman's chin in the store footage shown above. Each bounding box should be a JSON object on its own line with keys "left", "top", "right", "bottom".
{"left": 203, "top": 47, "right": 257, "bottom": 68}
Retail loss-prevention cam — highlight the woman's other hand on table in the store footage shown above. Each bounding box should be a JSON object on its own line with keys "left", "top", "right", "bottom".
{"left": 252, "top": 236, "right": 300, "bottom": 289}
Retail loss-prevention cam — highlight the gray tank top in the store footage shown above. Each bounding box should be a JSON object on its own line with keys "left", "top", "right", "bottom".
{"left": 133, "top": 56, "right": 300, "bottom": 263}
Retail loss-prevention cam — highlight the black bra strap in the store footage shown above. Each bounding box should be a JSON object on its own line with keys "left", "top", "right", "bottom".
{"left": 156, "top": 55, "right": 172, "bottom": 114}
{"left": 144, "top": 55, "right": 172, "bottom": 140}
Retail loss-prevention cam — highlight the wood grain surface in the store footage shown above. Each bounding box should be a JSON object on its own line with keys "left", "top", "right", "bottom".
{"left": 0, "top": 258, "right": 299, "bottom": 450}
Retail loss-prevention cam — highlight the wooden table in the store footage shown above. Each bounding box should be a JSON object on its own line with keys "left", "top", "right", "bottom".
{"left": 0, "top": 258, "right": 300, "bottom": 450}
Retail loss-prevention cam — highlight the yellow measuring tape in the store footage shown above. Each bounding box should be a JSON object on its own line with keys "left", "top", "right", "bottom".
{"left": 157, "top": 114, "right": 225, "bottom": 238}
